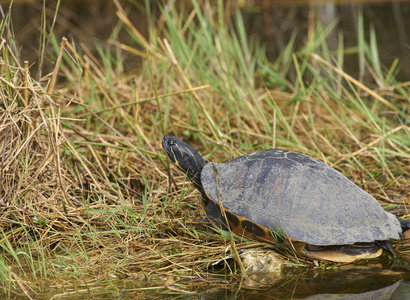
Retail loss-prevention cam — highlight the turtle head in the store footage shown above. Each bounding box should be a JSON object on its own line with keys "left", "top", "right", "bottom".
{"left": 162, "top": 135, "right": 206, "bottom": 193}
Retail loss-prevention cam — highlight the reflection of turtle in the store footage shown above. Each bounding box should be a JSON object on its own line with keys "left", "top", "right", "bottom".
{"left": 162, "top": 135, "right": 402, "bottom": 262}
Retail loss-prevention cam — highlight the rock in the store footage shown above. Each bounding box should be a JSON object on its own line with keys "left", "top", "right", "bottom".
{"left": 239, "top": 248, "right": 294, "bottom": 286}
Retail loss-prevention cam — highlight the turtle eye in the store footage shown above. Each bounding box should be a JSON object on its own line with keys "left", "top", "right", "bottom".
{"left": 168, "top": 139, "right": 176, "bottom": 146}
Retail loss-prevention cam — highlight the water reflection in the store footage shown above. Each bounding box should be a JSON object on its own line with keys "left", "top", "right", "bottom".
{"left": 202, "top": 265, "right": 410, "bottom": 299}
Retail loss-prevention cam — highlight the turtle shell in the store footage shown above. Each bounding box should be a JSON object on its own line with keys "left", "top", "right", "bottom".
{"left": 201, "top": 149, "right": 401, "bottom": 246}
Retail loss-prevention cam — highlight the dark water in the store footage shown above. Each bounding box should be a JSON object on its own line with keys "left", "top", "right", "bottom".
{"left": 33, "top": 265, "right": 410, "bottom": 299}
{"left": 8, "top": 0, "right": 410, "bottom": 81}
{"left": 241, "top": 1, "right": 410, "bottom": 81}
{"left": 192, "top": 254, "right": 410, "bottom": 299}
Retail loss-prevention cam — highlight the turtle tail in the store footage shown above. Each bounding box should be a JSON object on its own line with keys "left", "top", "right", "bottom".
{"left": 376, "top": 240, "right": 395, "bottom": 259}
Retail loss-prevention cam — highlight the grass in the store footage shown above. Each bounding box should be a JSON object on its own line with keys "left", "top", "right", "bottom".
{"left": 0, "top": 0, "right": 409, "bottom": 298}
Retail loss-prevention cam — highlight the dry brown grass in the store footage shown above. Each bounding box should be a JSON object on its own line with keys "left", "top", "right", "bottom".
{"left": 0, "top": 36, "right": 278, "bottom": 299}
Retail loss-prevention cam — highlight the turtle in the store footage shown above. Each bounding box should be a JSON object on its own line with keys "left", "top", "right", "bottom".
{"left": 162, "top": 135, "right": 403, "bottom": 262}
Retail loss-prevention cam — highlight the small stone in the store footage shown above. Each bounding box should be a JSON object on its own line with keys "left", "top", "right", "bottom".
{"left": 239, "top": 248, "right": 293, "bottom": 285}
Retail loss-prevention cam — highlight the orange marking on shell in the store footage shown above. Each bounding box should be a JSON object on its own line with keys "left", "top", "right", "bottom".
{"left": 227, "top": 213, "right": 299, "bottom": 244}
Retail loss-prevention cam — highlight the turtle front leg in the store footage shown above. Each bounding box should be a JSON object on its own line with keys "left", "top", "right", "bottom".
{"left": 204, "top": 200, "right": 228, "bottom": 230}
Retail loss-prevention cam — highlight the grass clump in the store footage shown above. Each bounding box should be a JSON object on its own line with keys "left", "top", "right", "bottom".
{"left": 0, "top": 0, "right": 409, "bottom": 298}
